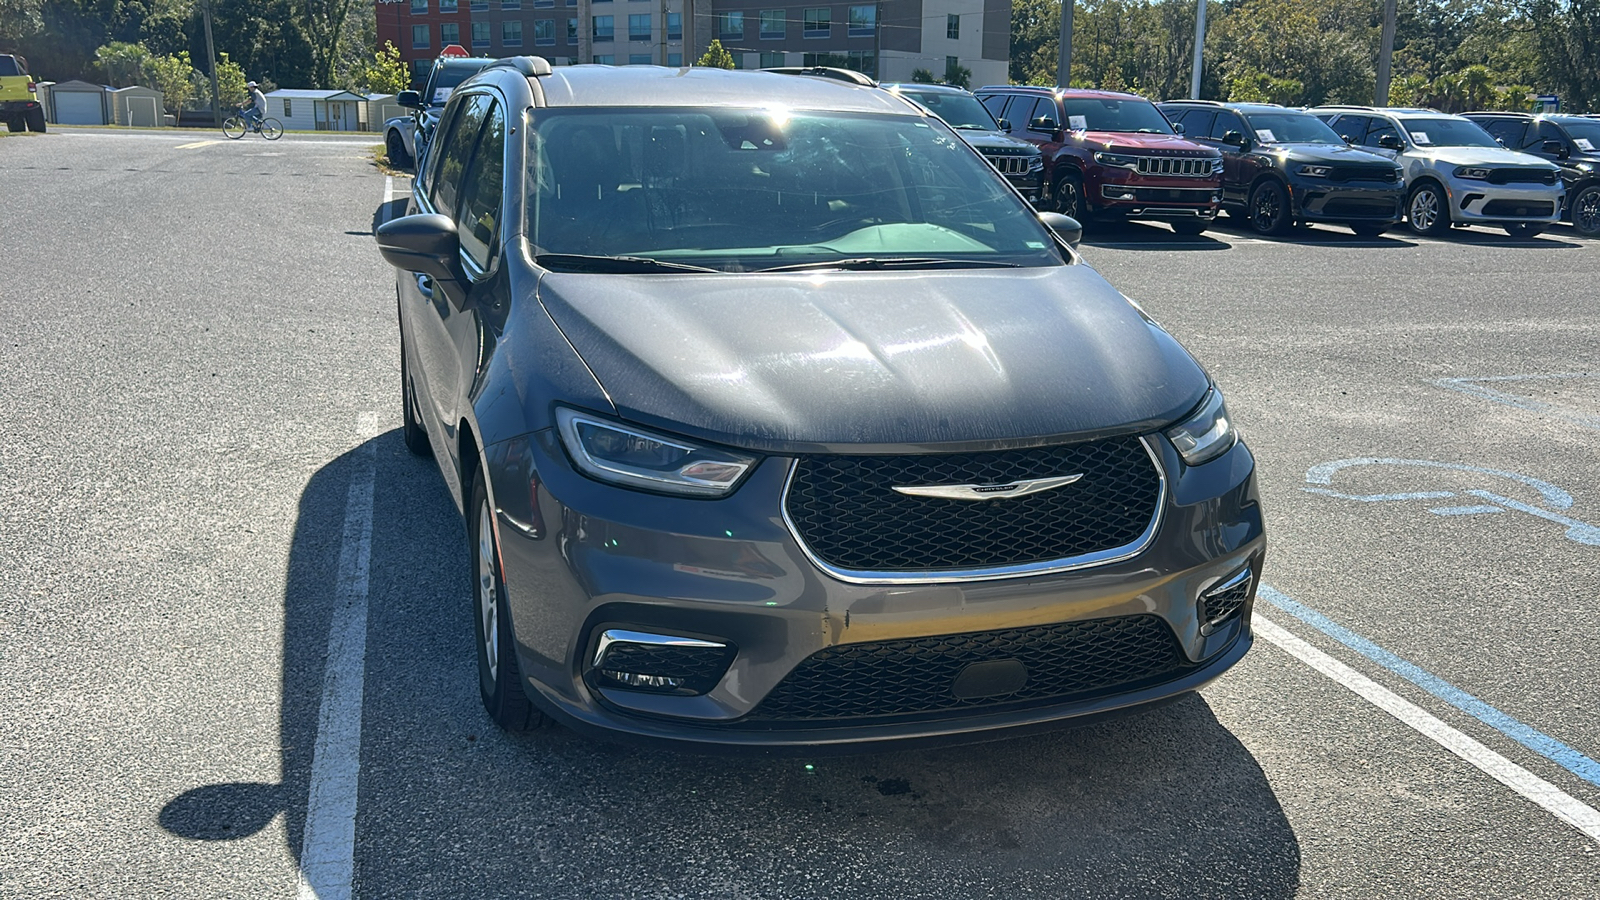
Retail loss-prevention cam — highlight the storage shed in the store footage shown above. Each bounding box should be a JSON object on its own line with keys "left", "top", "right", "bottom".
{"left": 48, "top": 80, "right": 109, "bottom": 125}
{"left": 266, "top": 89, "right": 370, "bottom": 132}
{"left": 108, "top": 86, "right": 165, "bottom": 126}
{"left": 365, "top": 94, "right": 402, "bottom": 130}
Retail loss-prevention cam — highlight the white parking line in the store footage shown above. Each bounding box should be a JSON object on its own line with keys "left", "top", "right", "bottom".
{"left": 1255, "top": 613, "right": 1600, "bottom": 845}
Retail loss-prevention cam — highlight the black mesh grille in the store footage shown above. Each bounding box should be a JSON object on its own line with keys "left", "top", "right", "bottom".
{"left": 744, "top": 614, "right": 1191, "bottom": 723}
{"left": 1201, "top": 571, "right": 1253, "bottom": 627}
{"left": 592, "top": 642, "right": 735, "bottom": 695}
{"left": 1130, "top": 187, "right": 1214, "bottom": 203}
{"left": 784, "top": 437, "right": 1161, "bottom": 573}
{"left": 1321, "top": 198, "right": 1399, "bottom": 217}
{"left": 1328, "top": 166, "right": 1400, "bottom": 183}
{"left": 1482, "top": 199, "right": 1556, "bottom": 217}
{"left": 1487, "top": 167, "right": 1559, "bottom": 185}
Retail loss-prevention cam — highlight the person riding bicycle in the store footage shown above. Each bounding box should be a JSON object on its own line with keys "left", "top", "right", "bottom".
{"left": 240, "top": 81, "right": 267, "bottom": 131}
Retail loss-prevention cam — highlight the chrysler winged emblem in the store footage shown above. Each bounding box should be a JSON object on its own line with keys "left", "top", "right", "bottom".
{"left": 892, "top": 473, "right": 1083, "bottom": 501}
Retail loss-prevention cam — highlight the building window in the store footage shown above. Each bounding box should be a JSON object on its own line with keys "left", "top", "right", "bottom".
{"left": 441, "top": 22, "right": 460, "bottom": 44}
{"left": 667, "top": 52, "right": 682, "bottom": 66}
{"left": 471, "top": 0, "right": 488, "bottom": 10}
{"left": 567, "top": 17, "right": 578, "bottom": 41}
{"left": 717, "top": 11, "right": 744, "bottom": 38}
{"left": 947, "top": 13, "right": 959, "bottom": 39}
{"left": 947, "top": 54, "right": 958, "bottom": 72}
{"left": 411, "top": 0, "right": 427, "bottom": 12}
{"left": 594, "top": 54, "right": 614, "bottom": 64}
{"left": 803, "top": 50, "right": 873, "bottom": 78}
{"left": 412, "top": 24, "right": 430, "bottom": 48}
{"left": 504, "top": 20, "right": 525, "bottom": 45}
{"left": 666, "top": 12, "right": 682, "bottom": 39}
{"left": 503, "top": 0, "right": 522, "bottom": 7}
{"left": 760, "top": 9, "right": 785, "bottom": 39}
{"left": 847, "top": 5, "right": 875, "bottom": 37}
{"left": 440, "top": 0, "right": 457, "bottom": 10}
{"left": 629, "top": 53, "right": 652, "bottom": 64}
{"left": 628, "top": 13, "right": 651, "bottom": 41}
{"left": 760, "top": 51, "right": 785, "bottom": 67}
{"left": 533, "top": 19, "right": 553, "bottom": 44}
{"left": 803, "top": 8, "right": 829, "bottom": 37}
{"left": 851, "top": 49, "right": 876, "bottom": 76}
{"left": 473, "top": 21, "right": 491, "bottom": 45}
{"left": 593, "top": 15, "right": 614, "bottom": 41}
{"left": 283, "top": 98, "right": 293, "bottom": 116}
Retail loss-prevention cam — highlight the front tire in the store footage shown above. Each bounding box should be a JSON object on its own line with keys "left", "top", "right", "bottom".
{"left": 1052, "top": 171, "right": 1085, "bottom": 222}
{"left": 1569, "top": 185, "right": 1600, "bottom": 237}
{"left": 1407, "top": 182, "right": 1451, "bottom": 236}
{"left": 1504, "top": 223, "right": 1546, "bottom": 239}
{"left": 260, "top": 118, "right": 283, "bottom": 140}
{"left": 469, "top": 477, "right": 546, "bottom": 733}
{"left": 1248, "top": 180, "right": 1292, "bottom": 235}
{"left": 222, "top": 116, "right": 246, "bottom": 139}
{"left": 386, "top": 131, "right": 411, "bottom": 169}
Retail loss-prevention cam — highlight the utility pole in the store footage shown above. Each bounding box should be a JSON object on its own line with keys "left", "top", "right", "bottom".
{"left": 1056, "top": 0, "right": 1073, "bottom": 87}
{"left": 1188, "top": 0, "right": 1207, "bottom": 99}
{"left": 874, "top": 2, "right": 881, "bottom": 80}
{"left": 1375, "top": 0, "right": 1397, "bottom": 106}
{"left": 202, "top": 0, "right": 222, "bottom": 126}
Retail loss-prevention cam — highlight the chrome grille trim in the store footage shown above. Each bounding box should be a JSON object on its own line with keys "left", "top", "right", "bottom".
{"left": 1135, "top": 156, "right": 1212, "bottom": 177}
{"left": 983, "top": 154, "right": 1035, "bottom": 175}
{"left": 778, "top": 436, "right": 1169, "bottom": 585}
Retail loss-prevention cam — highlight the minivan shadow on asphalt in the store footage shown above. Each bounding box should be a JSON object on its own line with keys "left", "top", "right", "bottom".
{"left": 161, "top": 432, "right": 1300, "bottom": 898}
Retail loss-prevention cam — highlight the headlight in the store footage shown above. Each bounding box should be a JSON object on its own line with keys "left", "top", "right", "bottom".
{"left": 1298, "top": 164, "right": 1332, "bottom": 178}
{"left": 1093, "top": 151, "right": 1140, "bottom": 170}
{"left": 1029, "top": 155, "right": 1045, "bottom": 171}
{"left": 1454, "top": 166, "right": 1492, "bottom": 180}
{"left": 555, "top": 409, "right": 758, "bottom": 497}
{"left": 1211, "top": 157, "right": 1225, "bottom": 174}
{"left": 1165, "top": 388, "right": 1237, "bottom": 466}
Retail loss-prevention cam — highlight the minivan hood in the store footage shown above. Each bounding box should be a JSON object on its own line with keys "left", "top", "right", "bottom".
{"left": 536, "top": 266, "right": 1209, "bottom": 453}
{"left": 1084, "top": 132, "right": 1215, "bottom": 155}
{"left": 1410, "top": 145, "right": 1559, "bottom": 168}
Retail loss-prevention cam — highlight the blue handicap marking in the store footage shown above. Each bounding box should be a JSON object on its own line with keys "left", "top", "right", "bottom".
{"left": 1304, "top": 457, "right": 1600, "bottom": 547}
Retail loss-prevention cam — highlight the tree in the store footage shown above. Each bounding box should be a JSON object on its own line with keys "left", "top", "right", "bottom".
{"left": 911, "top": 68, "right": 936, "bottom": 83}
{"left": 143, "top": 51, "right": 201, "bottom": 120}
{"left": 301, "top": 0, "right": 363, "bottom": 88}
{"left": 96, "top": 41, "right": 153, "bottom": 87}
{"left": 216, "top": 51, "right": 248, "bottom": 107}
{"left": 696, "top": 39, "right": 737, "bottom": 69}
{"left": 351, "top": 40, "right": 408, "bottom": 95}
{"left": 944, "top": 60, "right": 972, "bottom": 88}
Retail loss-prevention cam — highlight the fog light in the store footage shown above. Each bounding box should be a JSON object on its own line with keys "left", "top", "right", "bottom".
{"left": 1103, "top": 186, "right": 1138, "bottom": 200}
{"left": 588, "top": 629, "right": 735, "bottom": 695}
{"left": 600, "top": 670, "right": 685, "bottom": 690}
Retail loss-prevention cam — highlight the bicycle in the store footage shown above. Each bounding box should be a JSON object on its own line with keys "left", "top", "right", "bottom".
{"left": 222, "top": 109, "right": 283, "bottom": 140}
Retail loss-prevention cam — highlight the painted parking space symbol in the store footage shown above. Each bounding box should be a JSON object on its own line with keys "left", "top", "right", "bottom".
{"left": 1304, "top": 457, "right": 1600, "bottom": 547}
{"left": 1436, "top": 373, "right": 1600, "bottom": 433}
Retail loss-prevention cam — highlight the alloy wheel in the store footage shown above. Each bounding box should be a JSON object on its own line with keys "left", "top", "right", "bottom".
{"left": 1575, "top": 187, "right": 1600, "bottom": 237}
{"left": 1054, "top": 177, "right": 1082, "bottom": 219}
{"left": 476, "top": 500, "right": 499, "bottom": 683}
{"left": 1252, "top": 187, "right": 1282, "bottom": 233}
{"left": 1409, "top": 189, "right": 1439, "bottom": 232}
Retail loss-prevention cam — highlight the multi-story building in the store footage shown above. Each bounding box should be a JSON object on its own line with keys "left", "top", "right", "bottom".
{"left": 375, "top": 0, "right": 1008, "bottom": 88}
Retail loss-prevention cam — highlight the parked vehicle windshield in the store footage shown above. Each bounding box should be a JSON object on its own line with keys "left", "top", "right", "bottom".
{"left": 1399, "top": 117, "right": 1500, "bottom": 148}
{"left": 526, "top": 109, "right": 1064, "bottom": 271}
{"left": 1061, "top": 98, "right": 1174, "bottom": 135}
{"left": 894, "top": 90, "right": 1000, "bottom": 131}
{"left": 1243, "top": 111, "right": 1344, "bottom": 145}
{"left": 1558, "top": 118, "right": 1600, "bottom": 149}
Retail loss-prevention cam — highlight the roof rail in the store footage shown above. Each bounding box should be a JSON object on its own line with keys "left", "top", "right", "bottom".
{"left": 486, "top": 55, "right": 553, "bottom": 77}
{"left": 761, "top": 66, "right": 877, "bottom": 87}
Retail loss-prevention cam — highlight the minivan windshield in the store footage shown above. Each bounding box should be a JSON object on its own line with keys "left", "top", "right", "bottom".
{"left": 1061, "top": 98, "right": 1174, "bottom": 135}
{"left": 526, "top": 109, "right": 1065, "bottom": 271}
{"left": 1242, "top": 111, "right": 1344, "bottom": 145}
{"left": 893, "top": 90, "right": 999, "bottom": 131}
{"left": 1399, "top": 117, "right": 1500, "bottom": 148}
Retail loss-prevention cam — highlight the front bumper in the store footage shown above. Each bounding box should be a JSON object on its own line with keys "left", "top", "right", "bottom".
{"left": 1090, "top": 172, "right": 1221, "bottom": 221}
{"left": 1291, "top": 180, "right": 1404, "bottom": 224}
{"left": 487, "top": 428, "right": 1265, "bottom": 751}
{"left": 1446, "top": 179, "right": 1565, "bottom": 225}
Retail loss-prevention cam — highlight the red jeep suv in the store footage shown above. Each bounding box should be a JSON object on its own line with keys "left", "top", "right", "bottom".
{"left": 976, "top": 86, "right": 1224, "bottom": 234}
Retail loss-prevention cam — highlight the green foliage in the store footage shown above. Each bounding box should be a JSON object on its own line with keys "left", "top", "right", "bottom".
{"left": 911, "top": 68, "right": 936, "bottom": 84}
{"left": 216, "top": 52, "right": 248, "bottom": 107}
{"left": 944, "top": 61, "right": 972, "bottom": 89}
{"left": 96, "top": 41, "right": 153, "bottom": 87}
{"left": 1226, "top": 69, "right": 1304, "bottom": 105}
{"left": 696, "top": 39, "right": 737, "bottom": 70}
{"left": 351, "top": 40, "right": 408, "bottom": 95}
{"left": 142, "top": 50, "right": 200, "bottom": 117}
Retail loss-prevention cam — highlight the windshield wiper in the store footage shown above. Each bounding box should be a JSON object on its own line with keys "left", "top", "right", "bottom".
{"left": 758, "top": 257, "right": 1021, "bottom": 273}
{"left": 535, "top": 253, "right": 722, "bottom": 274}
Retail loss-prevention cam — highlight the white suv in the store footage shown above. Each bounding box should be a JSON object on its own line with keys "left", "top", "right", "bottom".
{"left": 1312, "top": 106, "right": 1564, "bottom": 238}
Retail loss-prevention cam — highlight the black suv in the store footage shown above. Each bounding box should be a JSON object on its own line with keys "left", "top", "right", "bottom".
{"left": 388, "top": 56, "right": 494, "bottom": 168}
{"left": 1159, "top": 101, "right": 1405, "bottom": 236}
{"left": 375, "top": 59, "right": 1262, "bottom": 751}
{"left": 882, "top": 83, "right": 1045, "bottom": 205}
{"left": 1463, "top": 112, "right": 1600, "bottom": 237}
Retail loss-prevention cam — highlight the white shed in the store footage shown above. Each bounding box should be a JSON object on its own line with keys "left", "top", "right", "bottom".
{"left": 49, "top": 80, "right": 109, "bottom": 125}
{"left": 365, "top": 94, "right": 402, "bottom": 131}
{"left": 265, "top": 89, "right": 371, "bottom": 132}
{"left": 108, "top": 85, "right": 165, "bottom": 126}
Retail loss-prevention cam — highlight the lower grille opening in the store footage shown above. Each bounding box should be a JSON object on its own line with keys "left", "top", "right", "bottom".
{"left": 1482, "top": 199, "right": 1555, "bottom": 217}
{"left": 739, "top": 614, "right": 1194, "bottom": 726}
{"left": 1200, "top": 568, "right": 1253, "bottom": 635}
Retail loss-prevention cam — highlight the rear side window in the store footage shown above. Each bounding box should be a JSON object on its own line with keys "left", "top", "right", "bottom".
{"left": 1363, "top": 118, "right": 1400, "bottom": 148}
{"left": 1478, "top": 118, "right": 1526, "bottom": 148}
{"left": 0, "top": 56, "right": 22, "bottom": 77}
{"left": 1331, "top": 115, "right": 1369, "bottom": 143}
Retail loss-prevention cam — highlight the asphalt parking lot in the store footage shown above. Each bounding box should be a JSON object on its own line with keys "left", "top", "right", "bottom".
{"left": 3, "top": 129, "right": 1599, "bottom": 899}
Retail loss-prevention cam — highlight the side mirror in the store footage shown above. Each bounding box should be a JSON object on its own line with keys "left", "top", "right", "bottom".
{"left": 1030, "top": 116, "right": 1059, "bottom": 133}
{"left": 997, "top": 117, "right": 1011, "bottom": 132}
{"left": 1038, "top": 212, "right": 1082, "bottom": 248}
{"left": 1379, "top": 133, "right": 1405, "bottom": 151}
{"left": 1222, "top": 130, "right": 1246, "bottom": 147}
{"left": 1340, "top": 134, "right": 1356, "bottom": 144}
{"left": 1543, "top": 139, "right": 1569, "bottom": 158}
{"left": 397, "top": 90, "right": 423, "bottom": 110}
{"left": 1172, "top": 121, "right": 1186, "bottom": 135}
{"left": 376, "top": 213, "right": 465, "bottom": 288}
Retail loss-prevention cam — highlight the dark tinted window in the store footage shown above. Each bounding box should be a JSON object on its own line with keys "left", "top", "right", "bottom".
{"left": 0, "top": 55, "right": 22, "bottom": 76}
{"left": 430, "top": 93, "right": 492, "bottom": 219}
{"left": 1363, "top": 118, "right": 1400, "bottom": 148}
{"left": 1243, "top": 111, "right": 1344, "bottom": 144}
{"left": 456, "top": 101, "right": 505, "bottom": 270}
{"left": 1166, "top": 108, "right": 1215, "bottom": 138}
{"left": 1476, "top": 117, "right": 1526, "bottom": 147}
{"left": 896, "top": 90, "right": 997, "bottom": 131}
{"left": 1209, "top": 111, "right": 1245, "bottom": 141}
{"left": 427, "top": 61, "right": 490, "bottom": 105}
{"left": 1530, "top": 120, "right": 1565, "bottom": 149}
{"left": 1024, "top": 97, "right": 1059, "bottom": 132}
{"left": 978, "top": 93, "right": 1008, "bottom": 121}
{"left": 1331, "top": 115, "right": 1369, "bottom": 143}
